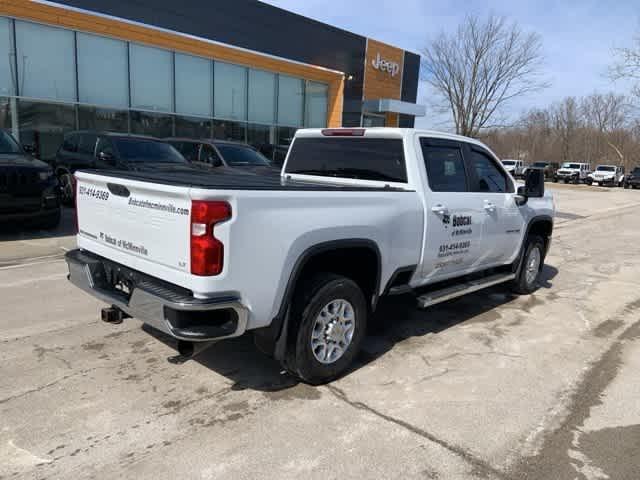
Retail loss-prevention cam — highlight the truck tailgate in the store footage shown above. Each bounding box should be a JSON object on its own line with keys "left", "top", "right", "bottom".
{"left": 76, "top": 172, "right": 191, "bottom": 273}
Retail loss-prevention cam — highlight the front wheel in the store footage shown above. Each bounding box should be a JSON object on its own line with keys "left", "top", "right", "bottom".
{"left": 59, "top": 173, "right": 74, "bottom": 206}
{"left": 511, "top": 235, "right": 545, "bottom": 295}
{"left": 286, "top": 273, "right": 368, "bottom": 385}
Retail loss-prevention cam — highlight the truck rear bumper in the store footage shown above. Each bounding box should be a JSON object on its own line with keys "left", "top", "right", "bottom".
{"left": 65, "top": 249, "right": 248, "bottom": 342}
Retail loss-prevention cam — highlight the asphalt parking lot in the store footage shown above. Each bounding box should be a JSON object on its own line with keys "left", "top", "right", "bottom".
{"left": 1, "top": 183, "right": 639, "bottom": 480}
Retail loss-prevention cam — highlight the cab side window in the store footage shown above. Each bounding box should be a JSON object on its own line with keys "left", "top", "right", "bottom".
{"left": 62, "top": 134, "right": 78, "bottom": 153}
{"left": 200, "top": 144, "right": 223, "bottom": 166}
{"left": 420, "top": 139, "right": 468, "bottom": 192}
{"left": 96, "top": 138, "right": 114, "bottom": 157}
{"left": 78, "top": 134, "right": 97, "bottom": 155}
{"left": 469, "top": 149, "right": 509, "bottom": 193}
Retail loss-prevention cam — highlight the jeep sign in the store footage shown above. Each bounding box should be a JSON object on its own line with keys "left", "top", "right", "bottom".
{"left": 371, "top": 53, "right": 400, "bottom": 77}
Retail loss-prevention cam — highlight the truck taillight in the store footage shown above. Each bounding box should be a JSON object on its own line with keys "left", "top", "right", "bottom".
{"left": 73, "top": 175, "right": 79, "bottom": 234}
{"left": 190, "top": 200, "right": 231, "bottom": 276}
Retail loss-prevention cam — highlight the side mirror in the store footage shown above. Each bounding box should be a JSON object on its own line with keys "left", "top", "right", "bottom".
{"left": 516, "top": 168, "right": 545, "bottom": 205}
{"left": 208, "top": 156, "right": 223, "bottom": 168}
{"left": 98, "top": 151, "right": 116, "bottom": 165}
{"left": 23, "top": 144, "right": 35, "bottom": 154}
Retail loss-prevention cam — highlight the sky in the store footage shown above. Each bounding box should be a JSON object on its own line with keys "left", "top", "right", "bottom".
{"left": 262, "top": 0, "right": 639, "bottom": 130}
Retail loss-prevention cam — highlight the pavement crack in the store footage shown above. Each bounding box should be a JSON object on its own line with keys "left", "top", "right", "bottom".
{"left": 0, "top": 368, "right": 97, "bottom": 406}
{"left": 325, "top": 384, "right": 512, "bottom": 480}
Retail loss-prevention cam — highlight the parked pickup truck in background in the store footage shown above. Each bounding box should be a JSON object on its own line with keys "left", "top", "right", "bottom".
{"left": 66, "top": 128, "right": 554, "bottom": 384}
{"left": 501, "top": 159, "right": 525, "bottom": 178}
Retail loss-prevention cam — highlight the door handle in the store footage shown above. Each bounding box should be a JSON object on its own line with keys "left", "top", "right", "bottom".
{"left": 484, "top": 201, "right": 496, "bottom": 212}
{"left": 431, "top": 204, "right": 448, "bottom": 215}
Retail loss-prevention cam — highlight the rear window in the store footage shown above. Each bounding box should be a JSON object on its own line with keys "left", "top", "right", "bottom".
{"left": 113, "top": 139, "right": 187, "bottom": 164}
{"left": 285, "top": 137, "right": 407, "bottom": 183}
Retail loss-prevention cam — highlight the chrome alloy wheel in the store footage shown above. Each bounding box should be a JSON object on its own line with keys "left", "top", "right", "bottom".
{"left": 525, "top": 246, "right": 542, "bottom": 286}
{"left": 310, "top": 299, "right": 355, "bottom": 364}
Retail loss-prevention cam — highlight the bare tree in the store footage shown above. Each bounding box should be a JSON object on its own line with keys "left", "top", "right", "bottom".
{"left": 610, "top": 33, "right": 640, "bottom": 99}
{"left": 581, "top": 93, "right": 630, "bottom": 164}
{"left": 421, "top": 14, "right": 548, "bottom": 137}
{"left": 551, "top": 97, "right": 581, "bottom": 163}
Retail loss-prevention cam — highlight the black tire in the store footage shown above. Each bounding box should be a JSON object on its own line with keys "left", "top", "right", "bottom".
{"left": 37, "top": 208, "right": 61, "bottom": 230}
{"left": 511, "top": 235, "right": 545, "bottom": 295}
{"left": 59, "top": 172, "right": 74, "bottom": 207}
{"left": 285, "top": 273, "right": 368, "bottom": 385}
{"left": 553, "top": 177, "right": 558, "bottom": 183}
{"left": 624, "top": 182, "right": 629, "bottom": 189}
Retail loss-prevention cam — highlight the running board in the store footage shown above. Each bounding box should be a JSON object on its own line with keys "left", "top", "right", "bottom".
{"left": 416, "top": 273, "right": 516, "bottom": 309}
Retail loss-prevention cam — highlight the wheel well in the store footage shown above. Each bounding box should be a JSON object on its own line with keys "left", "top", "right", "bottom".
{"left": 295, "top": 246, "right": 380, "bottom": 308}
{"left": 55, "top": 167, "right": 70, "bottom": 177}
{"left": 528, "top": 219, "right": 553, "bottom": 251}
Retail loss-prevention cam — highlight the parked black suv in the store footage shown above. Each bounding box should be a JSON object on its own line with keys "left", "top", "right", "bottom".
{"left": 527, "top": 161, "right": 559, "bottom": 180}
{"left": 624, "top": 167, "right": 640, "bottom": 189}
{"left": 54, "top": 131, "right": 196, "bottom": 204}
{"left": 0, "top": 130, "right": 61, "bottom": 229}
{"left": 166, "top": 138, "right": 278, "bottom": 176}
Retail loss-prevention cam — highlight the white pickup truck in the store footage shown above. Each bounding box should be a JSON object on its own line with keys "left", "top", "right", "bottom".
{"left": 66, "top": 128, "right": 554, "bottom": 384}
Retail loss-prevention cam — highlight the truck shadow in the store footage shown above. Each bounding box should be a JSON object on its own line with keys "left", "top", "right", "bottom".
{"left": 148, "top": 264, "right": 558, "bottom": 393}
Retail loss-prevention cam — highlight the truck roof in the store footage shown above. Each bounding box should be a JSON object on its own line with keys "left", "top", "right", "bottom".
{"left": 294, "top": 127, "right": 493, "bottom": 151}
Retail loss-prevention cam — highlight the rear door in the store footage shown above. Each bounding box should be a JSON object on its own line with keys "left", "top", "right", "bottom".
{"left": 75, "top": 172, "right": 192, "bottom": 273}
{"left": 418, "top": 137, "right": 486, "bottom": 280}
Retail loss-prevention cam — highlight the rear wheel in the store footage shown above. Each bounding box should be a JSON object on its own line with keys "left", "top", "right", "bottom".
{"left": 285, "top": 273, "right": 368, "bottom": 385}
{"left": 511, "top": 235, "right": 545, "bottom": 295}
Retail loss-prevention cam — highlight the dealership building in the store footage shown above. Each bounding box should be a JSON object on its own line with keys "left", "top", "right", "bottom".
{"left": 0, "top": 0, "right": 423, "bottom": 160}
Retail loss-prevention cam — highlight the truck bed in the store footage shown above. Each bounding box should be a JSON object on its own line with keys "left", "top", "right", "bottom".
{"left": 82, "top": 169, "right": 412, "bottom": 192}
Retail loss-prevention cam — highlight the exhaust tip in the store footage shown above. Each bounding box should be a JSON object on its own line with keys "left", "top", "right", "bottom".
{"left": 177, "top": 340, "right": 195, "bottom": 357}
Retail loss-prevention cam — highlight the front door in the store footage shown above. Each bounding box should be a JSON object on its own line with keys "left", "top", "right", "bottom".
{"left": 464, "top": 145, "right": 525, "bottom": 265}
{"left": 418, "top": 137, "right": 486, "bottom": 281}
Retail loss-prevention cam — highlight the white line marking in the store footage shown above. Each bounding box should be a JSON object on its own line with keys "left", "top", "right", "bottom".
{"left": 0, "top": 258, "right": 65, "bottom": 271}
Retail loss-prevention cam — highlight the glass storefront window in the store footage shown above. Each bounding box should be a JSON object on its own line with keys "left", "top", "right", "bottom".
{"left": 174, "top": 115, "right": 211, "bottom": 139}
{"left": 129, "top": 44, "right": 173, "bottom": 112}
{"left": 175, "top": 53, "right": 212, "bottom": 118}
{"left": 214, "top": 62, "right": 247, "bottom": 121}
{"left": 0, "top": 18, "right": 13, "bottom": 96}
{"left": 18, "top": 100, "right": 76, "bottom": 161}
{"left": 78, "top": 106, "right": 128, "bottom": 133}
{"left": 130, "top": 110, "right": 173, "bottom": 138}
{"left": 277, "top": 75, "right": 304, "bottom": 127}
{"left": 248, "top": 69, "right": 275, "bottom": 124}
{"left": 362, "top": 114, "right": 385, "bottom": 127}
{"left": 276, "top": 126, "right": 297, "bottom": 147}
{"left": 305, "top": 81, "right": 328, "bottom": 128}
{"left": 247, "top": 123, "right": 272, "bottom": 149}
{"left": 77, "top": 33, "right": 128, "bottom": 108}
{"left": 15, "top": 21, "right": 76, "bottom": 102}
{"left": 212, "top": 119, "right": 245, "bottom": 142}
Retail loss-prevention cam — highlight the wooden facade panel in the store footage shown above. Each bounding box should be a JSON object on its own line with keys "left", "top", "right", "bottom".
{"left": 363, "top": 39, "right": 404, "bottom": 126}
{"left": 0, "top": 0, "right": 344, "bottom": 127}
